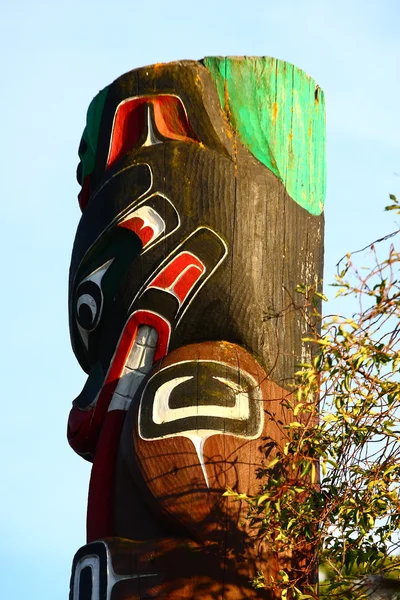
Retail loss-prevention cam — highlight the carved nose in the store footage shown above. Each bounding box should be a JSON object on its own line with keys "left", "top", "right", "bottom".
{"left": 106, "top": 95, "right": 199, "bottom": 169}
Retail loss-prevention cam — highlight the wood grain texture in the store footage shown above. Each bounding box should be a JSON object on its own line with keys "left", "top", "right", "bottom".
{"left": 118, "top": 342, "right": 290, "bottom": 535}
{"left": 116, "top": 341, "right": 290, "bottom": 597}
{"left": 70, "top": 537, "right": 276, "bottom": 599}
{"left": 67, "top": 57, "right": 325, "bottom": 599}
{"left": 203, "top": 56, "right": 326, "bottom": 215}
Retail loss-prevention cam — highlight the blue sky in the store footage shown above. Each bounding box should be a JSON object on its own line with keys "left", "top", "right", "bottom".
{"left": 1, "top": 0, "right": 400, "bottom": 597}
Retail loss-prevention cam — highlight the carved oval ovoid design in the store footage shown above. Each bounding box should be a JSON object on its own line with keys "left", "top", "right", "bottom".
{"left": 125, "top": 341, "right": 290, "bottom": 540}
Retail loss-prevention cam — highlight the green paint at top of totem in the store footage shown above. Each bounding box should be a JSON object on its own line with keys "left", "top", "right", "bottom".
{"left": 79, "top": 86, "right": 109, "bottom": 181}
{"left": 202, "top": 56, "right": 326, "bottom": 215}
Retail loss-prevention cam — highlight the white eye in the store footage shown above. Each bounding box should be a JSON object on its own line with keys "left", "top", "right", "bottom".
{"left": 76, "top": 286, "right": 102, "bottom": 331}
{"left": 75, "top": 259, "right": 113, "bottom": 336}
{"left": 76, "top": 282, "right": 102, "bottom": 331}
{"left": 77, "top": 293, "right": 97, "bottom": 317}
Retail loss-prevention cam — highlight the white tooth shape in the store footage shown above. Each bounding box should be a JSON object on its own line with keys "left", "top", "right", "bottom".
{"left": 145, "top": 326, "right": 158, "bottom": 348}
{"left": 187, "top": 435, "right": 210, "bottom": 488}
{"left": 135, "top": 323, "right": 153, "bottom": 346}
{"left": 108, "top": 325, "right": 158, "bottom": 412}
{"left": 142, "top": 105, "right": 161, "bottom": 147}
{"left": 113, "top": 371, "right": 146, "bottom": 400}
{"left": 108, "top": 392, "right": 132, "bottom": 412}
{"left": 126, "top": 342, "right": 147, "bottom": 371}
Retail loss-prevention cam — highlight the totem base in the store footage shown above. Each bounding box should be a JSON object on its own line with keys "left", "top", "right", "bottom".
{"left": 69, "top": 537, "right": 273, "bottom": 599}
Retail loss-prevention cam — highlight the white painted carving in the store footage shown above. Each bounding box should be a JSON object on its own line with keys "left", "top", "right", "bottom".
{"left": 152, "top": 376, "right": 250, "bottom": 424}
{"left": 139, "top": 360, "right": 264, "bottom": 488}
{"left": 108, "top": 325, "right": 158, "bottom": 412}
{"left": 118, "top": 192, "right": 180, "bottom": 255}
{"left": 129, "top": 227, "right": 228, "bottom": 319}
{"left": 72, "top": 541, "right": 158, "bottom": 600}
{"left": 80, "top": 259, "right": 114, "bottom": 287}
{"left": 72, "top": 554, "right": 100, "bottom": 600}
{"left": 119, "top": 205, "right": 165, "bottom": 247}
{"left": 148, "top": 252, "right": 205, "bottom": 306}
{"left": 142, "top": 105, "right": 162, "bottom": 147}
{"left": 77, "top": 259, "right": 114, "bottom": 347}
{"left": 77, "top": 293, "right": 97, "bottom": 321}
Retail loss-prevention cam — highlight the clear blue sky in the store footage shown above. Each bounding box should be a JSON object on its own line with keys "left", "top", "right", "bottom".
{"left": 1, "top": 1, "right": 400, "bottom": 597}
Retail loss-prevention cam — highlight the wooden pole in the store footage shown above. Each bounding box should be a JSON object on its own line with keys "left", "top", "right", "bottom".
{"left": 67, "top": 56, "right": 325, "bottom": 599}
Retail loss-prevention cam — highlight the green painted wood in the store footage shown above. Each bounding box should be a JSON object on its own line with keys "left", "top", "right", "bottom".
{"left": 202, "top": 56, "right": 326, "bottom": 215}
{"left": 79, "top": 86, "right": 109, "bottom": 181}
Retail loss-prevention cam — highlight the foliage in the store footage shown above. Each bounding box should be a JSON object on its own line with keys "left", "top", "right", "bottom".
{"left": 225, "top": 196, "right": 400, "bottom": 599}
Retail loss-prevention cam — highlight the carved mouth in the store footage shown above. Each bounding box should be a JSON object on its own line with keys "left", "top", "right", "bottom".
{"left": 73, "top": 311, "right": 170, "bottom": 415}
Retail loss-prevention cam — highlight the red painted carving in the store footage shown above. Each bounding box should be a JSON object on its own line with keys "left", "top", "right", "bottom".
{"left": 118, "top": 216, "right": 155, "bottom": 246}
{"left": 107, "top": 95, "right": 199, "bottom": 169}
{"left": 148, "top": 252, "right": 205, "bottom": 303}
{"left": 68, "top": 310, "right": 171, "bottom": 541}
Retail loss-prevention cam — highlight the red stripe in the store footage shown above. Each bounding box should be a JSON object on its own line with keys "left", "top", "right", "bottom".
{"left": 118, "top": 216, "right": 155, "bottom": 246}
{"left": 148, "top": 252, "right": 205, "bottom": 302}
{"left": 67, "top": 405, "right": 96, "bottom": 458}
{"left": 107, "top": 101, "right": 145, "bottom": 168}
{"left": 86, "top": 410, "right": 126, "bottom": 541}
{"left": 172, "top": 265, "right": 204, "bottom": 302}
{"left": 83, "top": 310, "right": 171, "bottom": 540}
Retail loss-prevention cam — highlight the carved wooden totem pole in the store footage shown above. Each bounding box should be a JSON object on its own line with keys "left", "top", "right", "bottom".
{"left": 67, "top": 57, "right": 325, "bottom": 599}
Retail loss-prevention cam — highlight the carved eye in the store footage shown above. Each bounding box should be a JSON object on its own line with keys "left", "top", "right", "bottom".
{"left": 75, "top": 260, "right": 113, "bottom": 338}
{"left": 76, "top": 281, "right": 103, "bottom": 331}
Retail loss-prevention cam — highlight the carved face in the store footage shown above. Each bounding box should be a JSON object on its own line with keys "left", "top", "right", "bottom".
{"left": 70, "top": 59, "right": 324, "bottom": 414}
{"left": 69, "top": 63, "right": 242, "bottom": 414}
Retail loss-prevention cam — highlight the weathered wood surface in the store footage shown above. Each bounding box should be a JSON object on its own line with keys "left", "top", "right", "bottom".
{"left": 67, "top": 57, "right": 325, "bottom": 599}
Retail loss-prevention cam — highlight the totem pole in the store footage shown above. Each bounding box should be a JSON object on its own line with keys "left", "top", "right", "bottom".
{"left": 67, "top": 57, "right": 325, "bottom": 599}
